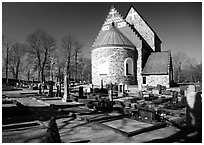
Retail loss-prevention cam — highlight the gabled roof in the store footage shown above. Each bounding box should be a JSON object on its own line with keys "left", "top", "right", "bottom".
{"left": 92, "top": 24, "right": 135, "bottom": 48}
{"left": 125, "top": 6, "right": 162, "bottom": 43}
{"left": 142, "top": 51, "right": 171, "bottom": 75}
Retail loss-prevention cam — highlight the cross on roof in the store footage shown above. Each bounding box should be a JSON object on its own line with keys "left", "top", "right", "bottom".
{"left": 110, "top": 7, "right": 116, "bottom": 18}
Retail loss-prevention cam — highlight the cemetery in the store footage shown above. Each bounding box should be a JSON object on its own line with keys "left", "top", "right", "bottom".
{"left": 2, "top": 80, "right": 202, "bottom": 142}
{"left": 2, "top": 3, "right": 202, "bottom": 143}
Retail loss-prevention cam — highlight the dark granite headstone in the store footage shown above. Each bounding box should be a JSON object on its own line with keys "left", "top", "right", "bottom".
{"left": 79, "top": 86, "right": 83, "bottom": 98}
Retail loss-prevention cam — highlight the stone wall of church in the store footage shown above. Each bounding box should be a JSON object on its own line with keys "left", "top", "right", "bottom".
{"left": 143, "top": 75, "right": 170, "bottom": 88}
{"left": 91, "top": 46, "right": 137, "bottom": 86}
{"left": 119, "top": 24, "right": 143, "bottom": 89}
{"left": 126, "top": 7, "right": 155, "bottom": 51}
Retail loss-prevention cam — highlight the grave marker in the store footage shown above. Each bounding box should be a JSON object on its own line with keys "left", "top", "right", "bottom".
{"left": 62, "top": 75, "right": 69, "bottom": 102}
{"left": 186, "top": 85, "right": 202, "bottom": 130}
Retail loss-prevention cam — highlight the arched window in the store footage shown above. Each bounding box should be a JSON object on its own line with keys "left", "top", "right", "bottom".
{"left": 98, "top": 58, "right": 108, "bottom": 75}
{"left": 124, "top": 58, "right": 134, "bottom": 76}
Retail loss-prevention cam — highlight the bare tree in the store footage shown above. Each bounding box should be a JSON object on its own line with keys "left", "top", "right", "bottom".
{"left": 21, "top": 53, "right": 36, "bottom": 81}
{"left": 2, "top": 35, "right": 12, "bottom": 84}
{"left": 61, "top": 35, "right": 76, "bottom": 78}
{"left": 8, "top": 42, "right": 26, "bottom": 80}
{"left": 74, "top": 41, "right": 82, "bottom": 82}
{"left": 172, "top": 51, "right": 202, "bottom": 83}
{"left": 26, "top": 29, "right": 56, "bottom": 83}
{"left": 172, "top": 51, "right": 188, "bottom": 82}
{"left": 78, "top": 57, "right": 91, "bottom": 83}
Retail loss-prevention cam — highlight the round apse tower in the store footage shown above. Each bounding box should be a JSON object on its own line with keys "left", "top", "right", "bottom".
{"left": 91, "top": 24, "right": 137, "bottom": 87}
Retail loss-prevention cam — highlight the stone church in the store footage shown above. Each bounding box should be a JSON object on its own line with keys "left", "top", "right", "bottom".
{"left": 91, "top": 6, "right": 173, "bottom": 90}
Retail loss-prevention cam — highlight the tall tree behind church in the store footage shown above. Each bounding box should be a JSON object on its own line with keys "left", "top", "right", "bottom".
{"left": 26, "top": 29, "right": 56, "bottom": 83}
{"left": 172, "top": 51, "right": 202, "bottom": 83}
{"left": 172, "top": 51, "right": 188, "bottom": 82}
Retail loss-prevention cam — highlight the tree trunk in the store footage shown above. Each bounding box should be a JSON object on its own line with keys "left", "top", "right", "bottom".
{"left": 75, "top": 57, "right": 77, "bottom": 82}
{"left": 41, "top": 69, "right": 44, "bottom": 83}
{"left": 15, "top": 60, "right": 20, "bottom": 80}
{"left": 27, "top": 72, "right": 30, "bottom": 81}
{"left": 38, "top": 67, "right": 40, "bottom": 81}
{"left": 6, "top": 45, "right": 9, "bottom": 84}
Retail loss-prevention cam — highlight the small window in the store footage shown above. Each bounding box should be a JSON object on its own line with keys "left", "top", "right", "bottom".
{"left": 143, "top": 77, "right": 146, "bottom": 84}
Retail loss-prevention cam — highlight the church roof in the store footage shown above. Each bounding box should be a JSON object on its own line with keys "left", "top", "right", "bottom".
{"left": 125, "top": 6, "right": 162, "bottom": 43}
{"left": 92, "top": 24, "right": 135, "bottom": 48}
{"left": 142, "top": 51, "right": 171, "bottom": 75}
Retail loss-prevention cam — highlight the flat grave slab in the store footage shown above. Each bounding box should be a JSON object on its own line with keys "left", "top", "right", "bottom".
{"left": 80, "top": 113, "right": 127, "bottom": 123}
{"left": 10, "top": 98, "right": 47, "bottom": 107}
{"left": 100, "top": 118, "right": 166, "bottom": 137}
{"left": 103, "top": 118, "right": 153, "bottom": 132}
{"left": 44, "top": 100, "right": 84, "bottom": 105}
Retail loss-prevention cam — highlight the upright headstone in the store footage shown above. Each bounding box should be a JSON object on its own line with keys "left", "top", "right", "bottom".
{"left": 109, "top": 83, "right": 113, "bottom": 101}
{"left": 56, "top": 84, "right": 60, "bottom": 97}
{"left": 90, "top": 84, "right": 93, "bottom": 93}
{"left": 124, "top": 84, "right": 128, "bottom": 91}
{"left": 172, "top": 91, "right": 178, "bottom": 104}
{"left": 87, "top": 87, "right": 91, "bottom": 93}
{"left": 62, "top": 75, "right": 69, "bottom": 102}
{"left": 186, "top": 85, "right": 202, "bottom": 131}
{"left": 38, "top": 83, "right": 42, "bottom": 95}
{"left": 42, "top": 82, "right": 45, "bottom": 94}
{"left": 79, "top": 86, "right": 83, "bottom": 98}
{"left": 118, "top": 83, "right": 124, "bottom": 97}
{"left": 109, "top": 90, "right": 113, "bottom": 101}
{"left": 48, "top": 81, "right": 53, "bottom": 97}
{"left": 100, "top": 79, "right": 103, "bottom": 89}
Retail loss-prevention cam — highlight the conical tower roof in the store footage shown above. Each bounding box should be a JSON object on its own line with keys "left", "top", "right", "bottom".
{"left": 92, "top": 24, "right": 135, "bottom": 48}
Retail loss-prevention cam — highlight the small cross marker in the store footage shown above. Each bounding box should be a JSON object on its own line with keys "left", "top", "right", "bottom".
{"left": 110, "top": 8, "right": 116, "bottom": 18}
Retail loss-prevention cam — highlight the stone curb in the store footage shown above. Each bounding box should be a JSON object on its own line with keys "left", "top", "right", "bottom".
{"left": 2, "top": 120, "right": 42, "bottom": 131}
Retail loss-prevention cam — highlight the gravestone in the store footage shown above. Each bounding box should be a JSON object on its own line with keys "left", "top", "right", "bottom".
{"left": 79, "top": 86, "right": 83, "bottom": 98}
{"left": 172, "top": 91, "right": 178, "bottom": 104}
{"left": 38, "top": 83, "right": 42, "bottom": 95}
{"left": 152, "top": 89, "right": 160, "bottom": 95}
{"left": 100, "top": 79, "right": 103, "bottom": 89}
{"left": 118, "top": 83, "right": 124, "bottom": 97}
{"left": 62, "top": 75, "right": 69, "bottom": 102}
{"left": 87, "top": 87, "right": 91, "bottom": 93}
{"left": 124, "top": 84, "right": 128, "bottom": 91}
{"left": 48, "top": 81, "right": 53, "bottom": 97}
{"left": 109, "top": 90, "right": 113, "bottom": 101}
{"left": 186, "top": 85, "right": 202, "bottom": 131}
{"left": 56, "top": 82, "right": 61, "bottom": 97}
{"left": 42, "top": 82, "right": 45, "bottom": 94}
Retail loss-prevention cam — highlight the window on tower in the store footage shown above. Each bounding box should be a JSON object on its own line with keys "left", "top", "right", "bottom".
{"left": 124, "top": 58, "right": 133, "bottom": 76}
{"left": 98, "top": 58, "right": 108, "bottom": 75}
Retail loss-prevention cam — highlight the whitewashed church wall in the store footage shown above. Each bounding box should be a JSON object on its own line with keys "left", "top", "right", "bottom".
{"left": 92, "top": 46, "right": 137, "bottom": 86}
{"left": 144, "top": 75, "right": 170, "bottom": 88}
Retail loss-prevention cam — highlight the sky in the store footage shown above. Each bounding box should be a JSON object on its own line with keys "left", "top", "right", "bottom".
{"left": 2, "top": 2, "right": 202, "bottom": 62}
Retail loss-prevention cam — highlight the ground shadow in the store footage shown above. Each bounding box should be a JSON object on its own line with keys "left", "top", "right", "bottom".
{"left": 144, "top": 128, "right": 202, "bottom": 143}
